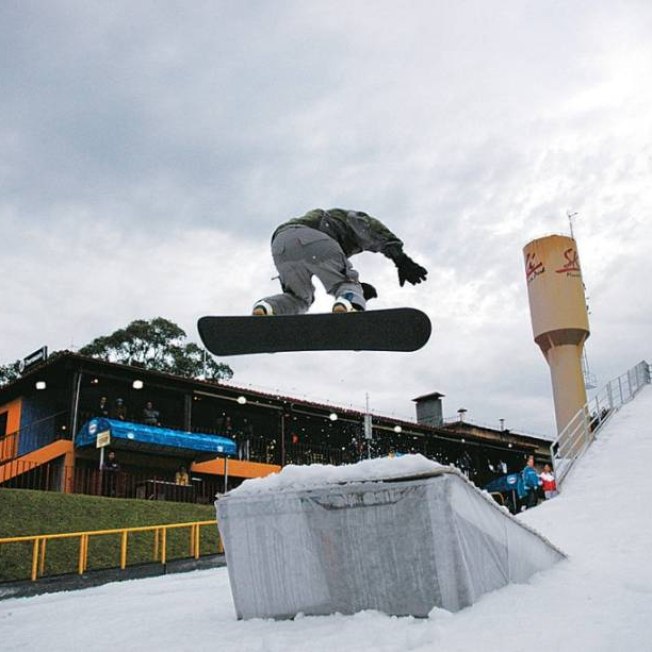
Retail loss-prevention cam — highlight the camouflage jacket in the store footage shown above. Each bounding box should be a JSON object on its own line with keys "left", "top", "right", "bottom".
{"left": 273, "top": 209, "right": 404, "bottom": 259}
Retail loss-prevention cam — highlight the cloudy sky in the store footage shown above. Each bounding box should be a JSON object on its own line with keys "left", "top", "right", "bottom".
{"left": 2, "top": 0, "right": 651, "bottom": 436}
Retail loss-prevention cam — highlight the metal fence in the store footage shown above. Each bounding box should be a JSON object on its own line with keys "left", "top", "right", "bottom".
{"left": 551, "top": 360, "right": 650, "bottom": 487}
{"left": 0, "top": 519, "right": 221, "bottom": 583}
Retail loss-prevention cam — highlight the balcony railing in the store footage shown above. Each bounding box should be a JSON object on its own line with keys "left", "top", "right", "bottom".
{"left": 0, "top": 462, "right": 222, "bottom": 504}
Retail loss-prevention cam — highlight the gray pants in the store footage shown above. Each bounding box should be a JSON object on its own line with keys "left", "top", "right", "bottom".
{"left": 257, "top": 226, "right": 365, "bottom": 315}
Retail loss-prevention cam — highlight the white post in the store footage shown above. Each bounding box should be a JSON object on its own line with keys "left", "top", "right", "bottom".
{"left": 364, "top": 393, "right": 372, "bottom": 459}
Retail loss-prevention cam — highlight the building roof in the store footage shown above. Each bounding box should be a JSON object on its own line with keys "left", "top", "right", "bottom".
{"left": 412, "top": 391, "right": 446, "bottom": 402}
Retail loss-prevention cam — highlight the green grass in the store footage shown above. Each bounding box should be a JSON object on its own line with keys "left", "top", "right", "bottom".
{"left": 0, "top": 489, "right": 219, "bottom": 583}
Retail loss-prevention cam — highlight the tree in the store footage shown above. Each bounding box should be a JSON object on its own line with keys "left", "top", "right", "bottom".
{"left": 78, "top": 317, "right": 233, "bottom": 381}
{"left": 0, "top": 360, "right": 21, "bottom": 387}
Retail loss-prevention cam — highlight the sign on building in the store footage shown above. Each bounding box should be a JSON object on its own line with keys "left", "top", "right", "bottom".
{"left": 96, "top": 430, "right": 111, "bottom": 448}
{"left": 19, "top": 346, "right": 48, "bottom": 374}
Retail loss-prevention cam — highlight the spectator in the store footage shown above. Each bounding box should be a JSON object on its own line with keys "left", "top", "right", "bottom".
{"left": 216, "top": 415, "right": 233, "bottom": 436}
{"left": 234, "top": 419, "right": 254, "bottom": 461}
{"left": 457, "top": 451, "right": 472, "bottom": 479}
{"left": 540, "top": 463, "right": 558, "bottom": 499}
{"left": 142, "top": 401, "right": 161, "bottom": 426}
{"left": 101, "top": 450, "right": 121, "bottom": 497}
{"left": 98, "top": 396, "right": 110, "bottom": 417}
{"left": 175, "top": 465, "right": 190, "bottom": 486}
{"left": 102, "top": 450, "right": 120, "bottom": 471}
{"left": 112, "top": 398, "right": 128, "bottom": 421}
{"left": 517, "top": 454, "right": 541, "bottom": 510}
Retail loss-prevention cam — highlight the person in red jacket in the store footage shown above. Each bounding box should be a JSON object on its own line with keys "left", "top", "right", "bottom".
{"left": 540, "top": 463, "right": 558, "bottom": 499}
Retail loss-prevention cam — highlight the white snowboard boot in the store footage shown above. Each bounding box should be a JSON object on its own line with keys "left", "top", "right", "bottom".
{"left": 332, "top": 297, "right": 363, "bottom": 313}
{"left": 252, "top": 300, "right": 274, "bottom": 316}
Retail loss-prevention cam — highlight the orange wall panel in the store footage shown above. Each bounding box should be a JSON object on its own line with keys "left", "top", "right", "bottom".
{"left": 192, "top": 458, "right": 280, "bottom": 479}
{"left": 0, "top": 439, "right": 73, "bottom": 484}
{"left": 0, "top": 399, "right": 22, "bottom": 461}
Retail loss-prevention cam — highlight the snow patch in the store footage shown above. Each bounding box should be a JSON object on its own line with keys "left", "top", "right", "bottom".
{"left": 227, "top": 453, "right": 447, "bottom": 496}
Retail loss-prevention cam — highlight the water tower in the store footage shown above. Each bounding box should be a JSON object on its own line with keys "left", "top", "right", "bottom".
{"left": 523, "top": 234, "right": 590, "bottom": 434}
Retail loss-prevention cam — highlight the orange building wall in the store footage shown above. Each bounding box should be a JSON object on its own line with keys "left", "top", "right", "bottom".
{"left": 0, "top": 439, "right": 74, "bottom": 485}
{"left": 0, "top": 399, "right": 22, "bottom": 462}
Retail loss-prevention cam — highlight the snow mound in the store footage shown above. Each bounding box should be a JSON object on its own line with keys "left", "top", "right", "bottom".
{"left": 228, "top": 453, "right": 446, "bottom": 496}
{"left": 218, "top": 455, "right": 565, "bottom": 619}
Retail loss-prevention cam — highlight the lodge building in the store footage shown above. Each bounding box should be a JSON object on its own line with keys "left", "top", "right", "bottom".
{"left": 0, "top": 351, "right": 552, "bottom": 503}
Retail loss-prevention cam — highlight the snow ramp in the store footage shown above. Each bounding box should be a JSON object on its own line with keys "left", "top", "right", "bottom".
{"left": 216, "top": 455, "right": 565, "bottom": 619}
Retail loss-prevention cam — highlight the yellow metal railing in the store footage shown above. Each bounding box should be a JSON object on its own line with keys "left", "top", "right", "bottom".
{"left": 0, "top": 520, "right": 222, "bottom": 582}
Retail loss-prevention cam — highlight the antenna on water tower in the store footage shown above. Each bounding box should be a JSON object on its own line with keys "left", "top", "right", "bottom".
{"left": 567, "top": 210, "right": 578, "bottom": 239}
{"left": 566, "top": 210, "right": 597, "bottom": 390}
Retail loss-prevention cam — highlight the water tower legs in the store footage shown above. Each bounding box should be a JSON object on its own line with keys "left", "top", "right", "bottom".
{"left": 544, "top": 343, "right": 588, "bottom": 435}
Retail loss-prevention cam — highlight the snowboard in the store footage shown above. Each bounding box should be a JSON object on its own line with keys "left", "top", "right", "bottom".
{"left": 197, "top": 308, "right": 431, "bottom": 356}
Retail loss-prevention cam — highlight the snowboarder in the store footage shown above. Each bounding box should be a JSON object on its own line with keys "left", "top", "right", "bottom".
{"left": 252, "top": 208, "right": 428, "bottom": 315}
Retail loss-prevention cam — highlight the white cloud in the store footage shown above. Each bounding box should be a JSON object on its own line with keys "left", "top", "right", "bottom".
{"left": 2, "top": 0, "right": 651, "bottom": 436}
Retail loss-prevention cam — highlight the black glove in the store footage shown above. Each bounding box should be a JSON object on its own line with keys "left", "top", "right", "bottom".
{"left": 395, "top": 253, "right": 428, "bottom": 286}
{"left": 361, "top": 282, "right": 378, "bottom": 301}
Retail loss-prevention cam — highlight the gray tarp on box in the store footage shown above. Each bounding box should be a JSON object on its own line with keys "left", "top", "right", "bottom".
{"left": 216, "top": 467, "right": 565, "bottom": 619}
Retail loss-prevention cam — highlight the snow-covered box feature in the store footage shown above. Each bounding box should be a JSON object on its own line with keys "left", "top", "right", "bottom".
{"left": 216, "top": 455, "right": 565, "bottom": 619}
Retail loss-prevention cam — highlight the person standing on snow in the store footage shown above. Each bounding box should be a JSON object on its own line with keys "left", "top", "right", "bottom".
{"left": 517, "top": 454, "right": 542, "bottom": 510}
{"left": 540, "top": 463, "right": 558, "bottom": 499}
{"left": 252, "top": 208, "right": 428, "bottom": 315}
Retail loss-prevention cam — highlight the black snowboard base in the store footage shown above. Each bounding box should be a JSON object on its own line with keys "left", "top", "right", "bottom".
{"left": 197, "top": 308, "right": 431, "bottom": 356}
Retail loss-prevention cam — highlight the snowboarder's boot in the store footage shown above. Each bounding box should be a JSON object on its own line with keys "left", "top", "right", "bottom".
{"left": 252, "top": 300, "right": 274, "bottom": 316}
{"left": 332, "top": 296, "right": 364, "bottom": 313}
